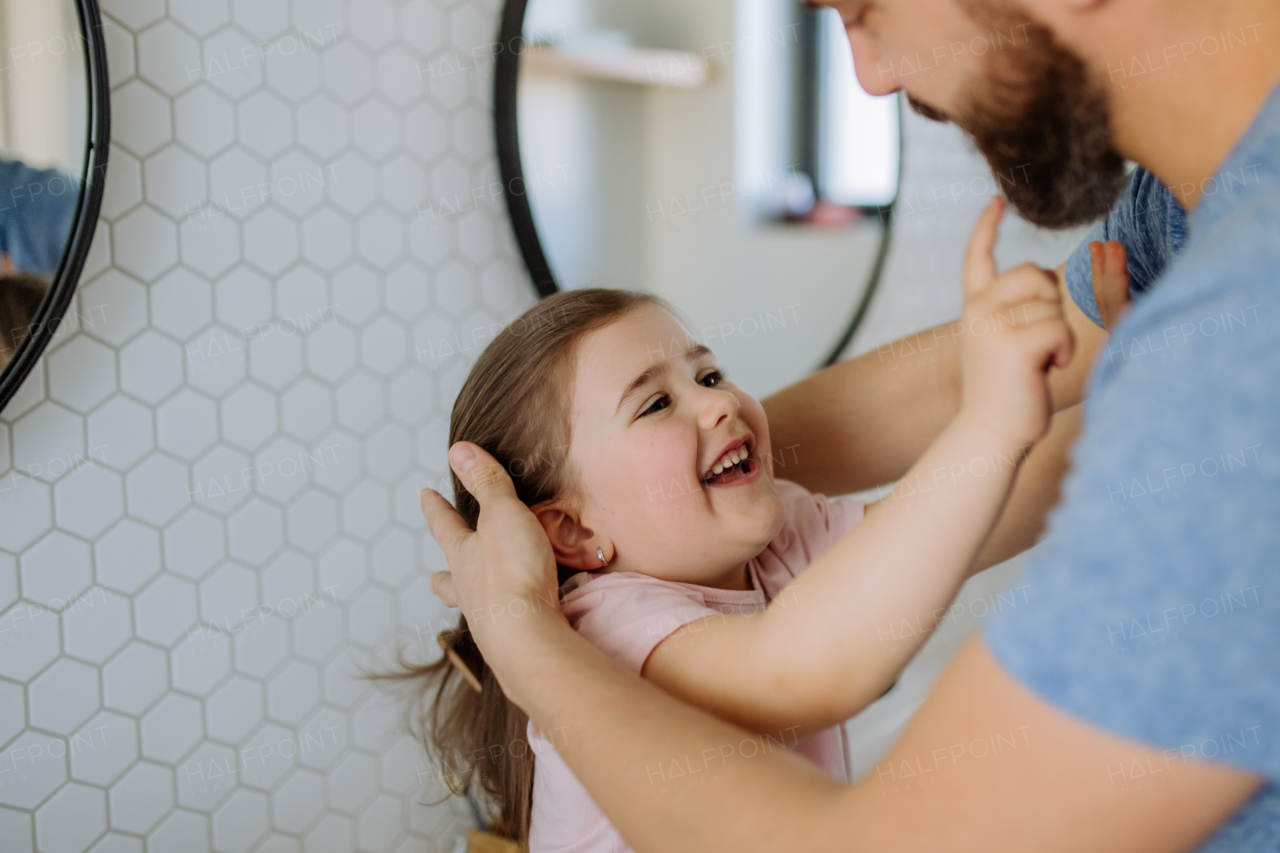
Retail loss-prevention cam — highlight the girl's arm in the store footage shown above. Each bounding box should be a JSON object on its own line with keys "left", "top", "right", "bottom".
{"left": 642, "top": 199, "right": 1079, "bottom": 736}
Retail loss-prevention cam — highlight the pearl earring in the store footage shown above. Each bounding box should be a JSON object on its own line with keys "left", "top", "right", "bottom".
{"left": 597, "top": 547, "right": 609, "bottom": 567}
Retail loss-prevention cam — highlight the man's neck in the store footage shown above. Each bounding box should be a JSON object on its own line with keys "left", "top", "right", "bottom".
{"left": 1093, "top": 1, "right": 1280, "bottom": 210}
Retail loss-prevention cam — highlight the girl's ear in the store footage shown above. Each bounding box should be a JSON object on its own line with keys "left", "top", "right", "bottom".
{"left": 530, "top": 501, "right": 602, "bottom": 570}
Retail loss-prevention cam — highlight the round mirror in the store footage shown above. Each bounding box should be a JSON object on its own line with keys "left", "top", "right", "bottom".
{"left": 495, "top": 0, "right": 900, "bottom": 395}
{"left": 0, "top": 0, "right": 110, "bottom": 412}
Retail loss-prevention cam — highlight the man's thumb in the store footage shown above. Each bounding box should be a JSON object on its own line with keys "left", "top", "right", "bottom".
{"left": 448, "top": 441, "right": 517, "bottom": 505}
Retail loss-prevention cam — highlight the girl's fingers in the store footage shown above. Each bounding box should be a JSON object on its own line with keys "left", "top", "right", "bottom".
{"left": 963, "top": 197, "right": 1006, "bottom": 295}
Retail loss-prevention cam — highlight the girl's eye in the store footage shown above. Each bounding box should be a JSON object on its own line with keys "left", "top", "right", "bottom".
{"left": 700, "top": 369, "right": 726, "bottom": 387}
{"left": 638, "top": 395, "right": 670, "bottom": 418}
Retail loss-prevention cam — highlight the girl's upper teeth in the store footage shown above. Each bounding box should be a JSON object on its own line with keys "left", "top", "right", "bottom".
{"left": 710, "top": 446, "right": 746, "bottom": 476}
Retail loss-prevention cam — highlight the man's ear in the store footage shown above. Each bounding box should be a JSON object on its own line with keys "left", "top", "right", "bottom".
{"left": 530, "top": 500, "right": 601, "bottom": 570}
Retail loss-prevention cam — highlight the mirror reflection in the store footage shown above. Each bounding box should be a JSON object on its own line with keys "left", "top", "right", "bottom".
{"left": 515, "top": 0, "right": 899, "bottom": 395}
{"left": 0, "top": 0, "right": 88, "bottom": 373}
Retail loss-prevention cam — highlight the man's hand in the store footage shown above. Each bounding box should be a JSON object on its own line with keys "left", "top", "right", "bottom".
{"left": 420, "top": 442, "right": 562, "bottom": 652}
{"left": 958, "top": 197, "right": 1075, "bottom": 447}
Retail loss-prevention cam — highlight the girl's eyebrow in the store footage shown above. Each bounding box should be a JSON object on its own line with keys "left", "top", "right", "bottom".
{"left": 614, "top": 342, "right": 714, "bottom": 416}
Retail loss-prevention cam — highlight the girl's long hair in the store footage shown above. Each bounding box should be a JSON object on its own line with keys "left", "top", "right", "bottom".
{"left": 375, "top": 288, "right": 667, "bottom": 848}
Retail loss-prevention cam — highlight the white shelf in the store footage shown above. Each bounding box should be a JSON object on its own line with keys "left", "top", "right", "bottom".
{"left": 523, "top": 45, "right": 711, "bottom": 89}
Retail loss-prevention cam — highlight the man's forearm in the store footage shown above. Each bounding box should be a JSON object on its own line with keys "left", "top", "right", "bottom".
{"left": 483, "top": 608, "right": 847, "bottom": 852}
{"left": 762, "top": 321, "right": 963, "bottom": 495}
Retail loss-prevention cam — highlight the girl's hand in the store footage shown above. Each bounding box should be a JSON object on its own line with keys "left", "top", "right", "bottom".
{"left": 420, "top": 441, "right": 562, "bottom": 650}
{"left": 1089, "top": 239, "right": 1133, "bottom": 331}
{"left": 957, "top": 198, "right": 1075, "bottom": 448}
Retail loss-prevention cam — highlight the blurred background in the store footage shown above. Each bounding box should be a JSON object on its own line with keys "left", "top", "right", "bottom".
{"left": 0, "top": 0, "right": 1093, "bottom": 850}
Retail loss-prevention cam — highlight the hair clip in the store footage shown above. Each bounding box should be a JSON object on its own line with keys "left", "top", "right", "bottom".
{"left": 437, "top": 632, "right": 483, "bottom": 693}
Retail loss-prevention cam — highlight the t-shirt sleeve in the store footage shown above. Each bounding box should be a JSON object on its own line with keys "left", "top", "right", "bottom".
{"left": 1063, "top": 167, "right": 1187, "bottom": 329}
{"left": 982, "top": 253, "right": 1279, "bottom": 778}
{"left": 560, "top": 574, "right": 724, "bottom": 674}
{"left": 766, "top": 479, "right": 866, "bottom": 573}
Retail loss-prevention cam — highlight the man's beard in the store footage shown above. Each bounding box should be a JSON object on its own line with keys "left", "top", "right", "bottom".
{"left": 907, "top": 0, "right": 1128, "bottom": 228}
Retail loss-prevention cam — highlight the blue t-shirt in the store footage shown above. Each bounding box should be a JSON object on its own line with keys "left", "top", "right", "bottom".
{"left": 984, "top": 82, "right": 1280, "bottom": 851}
{"left": 0, "top": 157, "right": 79, "bottom": 277}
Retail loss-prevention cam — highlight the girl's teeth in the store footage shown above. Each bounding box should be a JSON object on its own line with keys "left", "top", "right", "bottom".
{"left": 708, "top": 446, "right": 748, "bottom": 478}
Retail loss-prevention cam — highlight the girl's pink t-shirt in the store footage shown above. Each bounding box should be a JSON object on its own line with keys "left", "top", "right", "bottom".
{"left": 526, "top": 479, "right": 865, "bottom": 853}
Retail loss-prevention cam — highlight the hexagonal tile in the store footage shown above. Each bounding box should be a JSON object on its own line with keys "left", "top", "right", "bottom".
{"left": 151, "top": 268, "right": 213, "bottom": 339}
{"left": 387, "top": 368, "right": 434, "bottom": 425}
{"left": 300, "top": 207, "right": 352, "bottom": 269}
{"left": 198, "top": 560, "right": 257, "bottom": 628}
{"left": 285, "top": 490, "right": 337, "bottom": 554}
{"left": 226, "top": 498, "right": 283, "bottom": 564}
{"left": 266, "top": 660, "right": 318, "bottom": 726}
{"left": 334, "top": 373, "right": 384, "bottom": 434}
{"left": 170, "top": 0, "right": 230, "bottom": 36}
{"left": 112, "top": 81, "right": 173, "bottom": 158}
{"left": 99, "top": 145, "right": 143, "bottom": 220}
{"left": 376, "top": 47, "right": 423, "bottom": 108}
{"left": 308, "top": 430, "right": 360, "bottom": 492}
{"left": 214, "top": 266, "right": 273, "bottom": 332}
{"left": 242, "top": 207, "right": 298, "bottom": 275}
{"left": 70, "top": 710, "right": 139, "bottom": 787}
{"left": 327, "top": 750, "right": 375, "bottom": 814}
{"left": 186, "top": 325, "right": 249, "bottom": 397}
{"left": 346, "top": 586, "right": 394, "bottom": 648}
{"left": 303, "top": 320, "right": 356, "bottom": 383}
{"left": 291, "top": 597, "right": 343, "bottom": 663}
{"left": 270, "top": 769, "right": 323, "bottom": 833}
{"left": 371, "top": 528, "right": 415, "bottom": 588}
{"left": 190, "top": 444, "right": 252, "bottom": 513}
{"left": 231, "top": 0, "right": 287, "bottom": 40}
{"left": 279, "top": 379, "right": 332, "bottom": 442}
{"left": 220, "top": 384, "right": 278, "bottom": 451}
{"left": 171, "top": 631, "right": 231, "bottom": 696}
{"left": 125, "top": 453, "right": 192, "bottom": 527}
{"left": 352, "top": 100, "right": 399, "bottom": 161}
{"left": 108, "top": 761, "right": 175, "bottom": 834}
{"left": 138, "top": 19, "right": 202, "bottom": 96}
{"left": 30, "top": 658, "right": 100, "bottom": 735}
{"left": 205, "top": 675, "right": 264, "bottom": 746}
{"left": 402, "top": 1, "right": 444, "bottom": 55}
{"left": 114, "top": 206, "right": 180, "bottom": 281}
{"left": 322, "top": 41, "right": 373, "bottom": 105}
{"left": 36, "top": 782, "right": 108, "bottom": 853}
{"left": 357, "top": 793, "right": 403, "bottom": 852}
{"left": 0, "top": 730, "right": 67, "bottom": 808}
{"left": 157, "top": 388, "right": 219, "bottom": 460}
{"left": 47, "top": 336, "right": 118, "bottom": 413}
{"left": 145, "top": 145, "right": 209, "bottom": 220}
{"left": 95, "top": 518, "right": 162, "bottom": 594}
{"left": 88, "top": 395, "right": 155, "bottom": 471}
{"left": 147, "top": 810, "right": 209, "bottom": 853}
{"left": 103, "top": 641, "right": 168, "bottom": 715}
{"left": 357, "top": 209, "right": 405, "bottom": 269}
{"left": 0, "top": 678, "right": 22, "bottom": 746}
{"left": 176, "top": 740, "right": 237, "bottom": 810}
{"left": 249, "top": 438, "right": 309, "bottom": 503}
{"left": 141, "top": 693, "right": 203, "bottom": 763}
{"left": 211, "top": 787, "right": 269, "bottom": 853}
{"left": 134, "top": 573, "right": 198, "bottom": 646}
{"left": 327, "top": 154, "right": 376, "bottom": 215}
{"left": 100, "top": 0, "right": 166, "bottom": 30}
{"left": 266, "top": 46, "right": 320, "bottom": 103}
{"left": 248, "top": 330, "right": 304, "bottom": 391}
{"left": 11, "top": 401, "right": 84, "bottom": 482}
{"left": 102, "top": 16, "right": 137, "bottom": 88}
{"left": 231, "top": 613, "right": 288, "bottom": 680}
{"left": 54, "top": 463, "right": 125, "bottom": 539}
{"left": 180, "top": 216, "right": 243, "bottom": 279}
{"left": 175, "top": 86, "right": 236, "bottom": 158}
{"left": 238, "top": 91, "right": 293, "bottom": 159}
{"left": 119, "top": 329, "right": 185, "bottom": 404}
{"left": 268, "top": 152, "right": 327, "bottom": 218}
{"left": 201, "top": 28, "right": 265, "bottom": 99}
{"left": 63, "top": 587, "right": 132, "bottom": 664}
{"left": 295, "top": 95, "right": 348, "bottom": 160}
{"left": 162, "top": 509, "right": 226, "bottom": 581}
{"left": 20, "top": 530, "right": 92, "bottom": 608}
{"left": 405, "top": 103, "right": 447, "bottom": 163}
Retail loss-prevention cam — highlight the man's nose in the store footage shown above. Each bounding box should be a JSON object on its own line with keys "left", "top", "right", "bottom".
{"left": 847, "top": 30, "right": 901, "bottom": 98}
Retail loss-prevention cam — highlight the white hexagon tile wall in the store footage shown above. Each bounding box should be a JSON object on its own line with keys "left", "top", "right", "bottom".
{"left": 0, "top": 0, "right": 532, "bottom": 851}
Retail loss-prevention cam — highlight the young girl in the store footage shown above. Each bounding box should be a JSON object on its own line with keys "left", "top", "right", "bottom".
{"left": 392, "top": 203, "right": 1124, "bottom": 851}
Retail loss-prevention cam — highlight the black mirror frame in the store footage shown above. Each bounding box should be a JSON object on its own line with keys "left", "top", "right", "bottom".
{"left": 0, "top": 0, "right": 111, "bottom": 413}
{"left": 491, "top": 0, "right": 901, "bottom": 365}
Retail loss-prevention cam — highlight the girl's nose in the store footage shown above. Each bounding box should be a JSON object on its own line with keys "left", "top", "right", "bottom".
{"left": 696, "top": 385, "right": 740, "bottom": 429}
